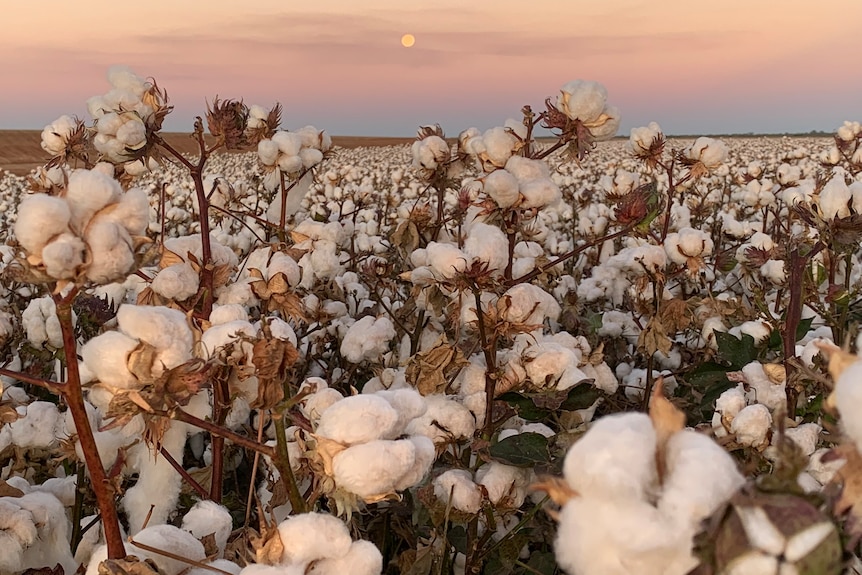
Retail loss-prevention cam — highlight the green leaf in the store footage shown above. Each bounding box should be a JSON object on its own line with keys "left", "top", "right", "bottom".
{"left": 714, "top": 331, "right": 758, "bottom": 369}
{"left": 559, "top": 382, "right": 603, "bottom": 411}
{"left": 524, "top": 551, "right": 557, "bottom": 575}
{"left": 489, "top": 433, "right": 551, "bottom": 468}
{"left": 685, "top": 362, "right": 732, "bottom": 391}
{"left": 499, "top": 392, "right": 547, "bottom": 422}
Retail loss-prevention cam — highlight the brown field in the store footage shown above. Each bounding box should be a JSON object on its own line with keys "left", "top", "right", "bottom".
{"left": 0, "top": 130, "right": 415, "bottom": 176}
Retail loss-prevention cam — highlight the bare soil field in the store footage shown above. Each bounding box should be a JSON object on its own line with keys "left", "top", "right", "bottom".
{"left": 0, "top": 130, "right": 415, "bottom": 176}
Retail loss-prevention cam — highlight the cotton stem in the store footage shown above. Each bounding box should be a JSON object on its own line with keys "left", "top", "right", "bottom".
{"left": 272, "top": 409, "right": 307, "bottom": 513}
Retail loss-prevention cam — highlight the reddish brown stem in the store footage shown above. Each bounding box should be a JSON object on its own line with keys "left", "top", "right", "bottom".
{"left": 164, "top": 408, "right": 276, "bottom": 457}
{"left": 0, "top": 368, "right": 64, "bottom": 393}
{"left": 53, "top": 289, "right": 126, "bottom": 560}
{"left": 159, "top": 446, "right": 208, "bottom": 500}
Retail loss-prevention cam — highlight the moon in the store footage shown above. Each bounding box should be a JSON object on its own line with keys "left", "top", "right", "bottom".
{"left": 401, "top": 34, "right": 415, "bottom": 48}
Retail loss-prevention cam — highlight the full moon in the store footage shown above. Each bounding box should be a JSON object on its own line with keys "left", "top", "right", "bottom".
{"left": 401, "top": 34, "right": 415, "bottom": 48}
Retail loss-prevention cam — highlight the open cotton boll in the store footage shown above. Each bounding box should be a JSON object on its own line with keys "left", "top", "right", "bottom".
{"left": 41, "top": 115, "right": 78, "bottom": 155}
{"left": 105, "top": 187, "right": 150, "bottom": 236}
{"left": 117, "top": 304, "right": 192, "bottom": 358}
{"left": 277, "top": 513, "right": 353, "bottom": 567}
{"left": 500, "top": 283, "right": 561, "bottom": 325}
{"left": 209, "top": 304, "right": 249, "bottom": 326}
{"left": 84, "top": 219, "right": 135, "bottom": 283}
{"left": 14, "top": 194, "right": 72, "bottom": 254}
{"left": 741, "top": 362, "right": 786, "bottom": 413}
{"left": 181, "top": 500, "right": 233, "bottom": 558}
{"left": 332, "top": 439, "right": 418, "bottom": 498}
{"left": 151, "top": 262, "right": 200, "bottom": 300}
{"left": 406, "top": 394, "right": 476, "bottom": 443}
{"left": 302, "top": 388, "right": 345, "bottom": 422}
{"left": 308, "top": 540, "right": 383, "bottom": 575}
{"left": 563, "top": 412, "right": 657, "bottom": 501}
{"left": 685, "top": 137, "right": 728, "bottom": 170}
{"left": 131, "top": 524, "right": 207, "bottom": 575}
{"left": 818, "top": 175, "right": 852, "bottom": 220}
{"left": 433, "top": 469, "right": 482, "bottom": 513}
{"left": 580, "top": 362, "right": 619, "bottom": 394}
{"left": 425, "top": 241, "right": 467, "bottom": 279}
{"left": 340, "top": 315, "right": 396, "bottom": 363}
{"left": 41, "top": 233, "right": 86, "bottom": 279}
{"left": 555, "top": 497, "right": 697, "bottom": 575}
{"left": 80, "top": 330, "right": 139, "bottom": 388}
{"left": 556, "top": 80, "right": 607, "bottom": 123}
{"left": 65, "top": 168, "right": 122, "bottom": 231}
{"left": 781, "top": 423, "right": 821, "bottom": 457}
{"left": 267, "top": 252, "right": 302, "bottom": 288}
{"left": 483, "top": 169, "right": 520, "bottom": 208}
{"left": 258, "top": 139, "right": 280, "bottom": 166}
{"left": 394, "top": 435, "right": 436, "bottom": 490}
{"left": 658, "top": 430, "right": 744, "bottom": 530}
{"left": 481, "top": 127, "right": 520, "bottom": 168}
{"left": 730, "top": 404, "right": 772, "bottom": 447}
{"left": 523, "top": 342, "right": 587, "bottom": 390}
{"left": 519, "top": 177, "right": 561, "bottom": 209}
{"left": 475, "top": 462, "right": 530, "bottom": 508}
{"left": 505, "top": 156, "right": 549, "bottom": 182}
{"left": 463, "top": 222, "right": 508, "bottom": 274}
{"left": 316, "top": 394, "right": 400, "bottom": 445}
{"left": 22, "top": 296, "right": 66, "bottom": 349}
{"left": 0, "top": 491, "right": 77, "bottom": 575}
{"left": 9, "top": 401, "right": 61, "bottom": 449}
{"left": 373, "top": 388, "right": 427, "bottom": 437}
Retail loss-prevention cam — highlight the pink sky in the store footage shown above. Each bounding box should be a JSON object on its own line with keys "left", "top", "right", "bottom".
{"left": 2, "top": 0, "right": 860, "bottom": 136}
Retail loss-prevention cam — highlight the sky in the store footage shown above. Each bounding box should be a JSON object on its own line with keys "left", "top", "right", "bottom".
{"left": 1, "top": 0, "right": 860, "bottom": 136}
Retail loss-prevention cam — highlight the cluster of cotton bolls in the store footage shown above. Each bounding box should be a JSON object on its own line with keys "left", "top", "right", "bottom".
{"left": 14, "top": 164, "right": 149, "bottom": 284}
{"left": 257, "top": 126, "right": 331, "bottom": 195}
{"left": 86, "top": 66, "right": 167, "bottom": 165}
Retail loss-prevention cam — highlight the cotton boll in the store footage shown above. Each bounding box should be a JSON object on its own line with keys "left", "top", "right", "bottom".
{"left": 151, "top": 262, "right": 200, "bottom": 300}
{"left": 563, "top": 412, "right": 657, "bottom": 501}
{"left": 557, "top": 80, "right": 608, "bottom": 123}
{"left": 9, "top": 401, "right": 60, "bottom": 449}
{"left": 483, "top": 169, "right": 520, "bottom": 208}
{"left": 41, "top": 233, "right": 86, "bottom": 279}
{"left": 302, "top": 388, "right": 344, "bottom": 422}
{"left": 463, "top": 222, "right": 508, "bottom": 274}
{"left": 65, "top": 169, "right": 122, "bottom": 231}
{"left": 433, "top": 469, "right": 483, "bottom": 513}
{"left": 807, "top": 448, "right": 845, "bottom": 485}
{"left": 340, "top": 316, "right": 396, "bottom": 363}
{"left": 132, "top": 524, "right": 207, "bottom": 575}
{"left": 277, "top": 513, "right": 353, "bottom": 567}
{"left": 373, "top": 388, "right": 427, "bottom": 437}
{"left": 406, "top": 394, "right": 476, "bottom": 443}
{"left": 84, "top": 219, "right": 135, "bottom": 283}
{"left": 107, "top": 187, "right": 150, "bottom": 236}
{"left": 519, "top": 177, "right": 561, "bottom": 209}
{"left": 833, "top": 359, "right": 862, "bottom": 453}
{"left": 659, "top": 430, "right": 744, "bottom": 530}
{"left": 80, "top": 331, "right": 139, "bottom": 388}
{"left": 332, "top": 439, "right": 417, "bottom": 498}
{"left": 580, "top": 362, "right": 619, "bottom": 395}
{"left": 425, "top": 241, "right": 467, "bottom": 279}
{"left": 117, "top": 304, "right": 193, "bottom": 359}
{"left": 308, "top": 540, "right": 383, "bottom": 575}
{"left": 258, "top": 139, "right": 280, "bottom": 166}
{"left": 272, "top": 131, "right": 303, "bottom": 157}
{"left": 41, "top": 115, "right": 78, "bottom": 155}
{"left": 316, "top": 394, "right": 400, "bottom": 445}
{"left": 730, "top": 404, "right": 772, "bottom": 447}
{"left": 818, "top": 175, "right": 852, "bottom": 220}
{"left": 783, "top": 423, "right": 821, "bottom": 457}
{"left": 555, "top": 497, "right": 697, "bottom": 575}
{"left": 209, "top": 304, "right": 249, "bottom": 325}
{"left": 685, "top": 137, "right": 728, "bottom": 170}
{"left": 500, "top": 283, "right": 561, "bottom": 325}
{"left": 505, "top": 156, "right": 549, "bottom": 181}
{"left": 481, "top": 127, "right": 520, "bottom": 168}
{"left": 14, "top": 194, "right": 72, "bottom": 254}
{"left": 181, "top": 500, "right": 233, "bottom": 558}
{"left": 268, "top": 252, "right": 302, "bottom": 287}
{"left": 475, "top": 462, "right": 530, "bottom": 508}
{"left": 741, "top": 362, "right": 786, "bottom": 413}
{"left": 22, "top": 297, "right": 66, "bottom": 349}
{"left": 3, "top": 492, "right": 77, "bottom": 575}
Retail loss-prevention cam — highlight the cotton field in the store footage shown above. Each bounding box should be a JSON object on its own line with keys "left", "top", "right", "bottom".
{"left": 1, "top": 66, "right": 862, "bottom": 574}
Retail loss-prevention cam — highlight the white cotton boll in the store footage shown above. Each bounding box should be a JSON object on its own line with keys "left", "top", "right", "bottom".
{"left": 264, "top": 317, "right": 298, "bottom": 347}
{"left": 41, "top": 233, "right": 86, "bottom": 279}
{"left": 316, "top": 394, "right": 400, "bottom": 445}
{"left": 84, "top": 219, "right": 135, "bottom": 283}
{"left": 247, "top": 104, "right": 268, "bottom": 128}
{"left": 80, "top": 330, "right": 139, "bottom": 388}
{"left": 659, "top": 430, "right": 744, "bottom": 530}
{"left": 425, "top": 241, "right": 467, "bottom": 279}
{"left": 200, "top": 320, "right": 255, "bottom": 360}
{"left": 734, "top": 321, "right": 772, "bottom": 345}
{"left": 123, "top": 157, "right": 158, "bottom": 176}
{"left": 483, "top": 169, "right": 520, "bottom": 208}
{"left": 258, "top": 139, "right": 280, "bottom": 166}
{"left": 807, "top": 448, "right": 845, "bottom": 485}
{"left": 22, "top": 297, "right": 65, "bottom": 349}
{"left": 308, "top": 540, "right": 383, "bottom": 575}
{"left": 500, "top": 283, "right": 561, "bottom": 325}
{"left": 557, "top": 80, "right": 607, "bottom": 123}
{"left": 272, "top": 131, "right": 303, "bottom": 157}
{"left": 783, "top": 423, "right": 821, "bottom": 457}
{"left": 434, "top": 469, "right": 483, "bottom": 513}
{"left": 406, "top": 394, "right": 476, "bottom": 443}
{"left": 481, "top": 127, "right": 521, "bottom": 168}
{"left": 563, "top": 412, "right": 657, "bottom": 501}
{"left": 519, "top": 177, "right": 561, "bottom": 209}
{"left": 394, "top": 435, "right": 435, "bottom": 490}
{"left": 10, "top": 401, "right": 60, "bottom": 449}
{"left": 268, "top": 252, "right": 302, "bottom": 287}
{"left": 818, "top": 175, "right": 852, "bottom": 220}
{"left": 107, "top": 66, "right": 147, "bottom": 96}
{"left": 124, "top": 423, "right": 186, "bottom": 533}
{"left": 14, "top": 194, "right": 72, "bottom": 255}
{"left": 115, "top": 114, "right": 146, "bottom": 148}
{"left": 760, "top": 259, "right": 786, "bottom": 283}
{"left": 730, "top": 404, "right": 772, "bottom": 447}
{"left": 588, "top": 105, "right": 621, "bottom": 140}
{"left": 333, "top": 439, "right": 418, "bottom": 498}
{"left": 520, "top": 422, "right": 555, "bottom": 437}
{"left": 209, "top": 304, "right": 248, "bottom": 325}
{"left": 151, "top": 262, "right": 200, "bottom": 300}
{"left": 65, "top": 169, "right": 122, "bottom": 231}
{"left": 6, "top": 492, "right": 77, "bottom": 575}
{"left": 277, "top": 513, "right": 353, "bottom": 567}
{"left": 132, "top": 524, "right": 207, "bottom": 575}
{"left": 300, "top": 147, "right": 324, "bottom": 169}
{"left": 580, "top": 362, "right": 619, "bottom": 395}
{"left": 685, "top": 137, "right": 728, "bottom": 169}
{"left": 475, "top": 462, "right": 530, "bottom": 508}
{"left": 555, "top": 497, "right": 696, "bottom": 575}
{"left": 505, "top": 156, "right": 549, "bottom": 182}
{"left": 35, "top": 477, "right": 77, "bottom": 507}
{"left": 627, "top": 122, "right": 663, "bottom": 157}
{"left": 181, "top": 500, "right": 233, "bottom": 558}
{"left": 833, "top": 359, "right": 862, "bottom": 453}
{"left": 41, "top": 115, "right": 78, "bottom": 155}
{"left": 118, "top": 304, "right": 193, "bottom": 356}
{"left": 523, "top": 343, "right": 581, "bottom": 389}
{"left": 107, "top": 187, "right": 150, "bottom": 236}
{"left": 340, "top": 316, "right": 396, "bottom": 363}
{"left": 463, "top": 222, "right": 508, "bottom": 274}
{"left": 302, "top": 388, "right": 344, "bottom": 423}
{"left": 741, "top": 362, "right": 786, "bottom": 413}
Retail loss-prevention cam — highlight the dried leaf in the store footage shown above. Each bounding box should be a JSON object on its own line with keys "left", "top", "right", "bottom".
{"left": 200, "top": 532, "right": 219, "bottom": 558}
{"left": 659, "top": 298, "right": 691, "bottom": 333}
{"left": 127, "top": 341, "right": 161, "bottom": 385}
{"left": 405, "top": 338, "right": 469, "bottom": 396}
{"left": 250, "top": 336, "right": 298, "bottom": 409}
{"left": 97, "top": 556, "right": 161, "bottom": 575}
{"left": 212, "top": 264, "right": 234, "bottom": 289}
{"left": 816, "top": 342, "right": 856, "bottom": 384}
{"left": 763, "top": 363, "right": 786, "bottom": 384}
{"left": 22, "top": 565, "right": 64, "bottom": 575}
{"left": 649, "top": 377, "right": 685, "bottom": 483}
{"left": 0, "top": 479, "right": 25, "bottom": 498}
{"left": 158, "top": 247, "right": 185, "bottom": 270}
{"left": 638, "top": 316, "right": 672, "bottom": 356}
{"left": 392, "top": 221, "right": 421, "bottom": 254}
{"left": 314, "top": 435, "right": 348, "bottom": 476}
{"left": 250, "top": 514, "right": 285, "bottom": 566}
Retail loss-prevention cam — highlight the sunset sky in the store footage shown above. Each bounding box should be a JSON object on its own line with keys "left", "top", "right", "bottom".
{"left": 1, "top": 0, "right": 860, "bottom": 136}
